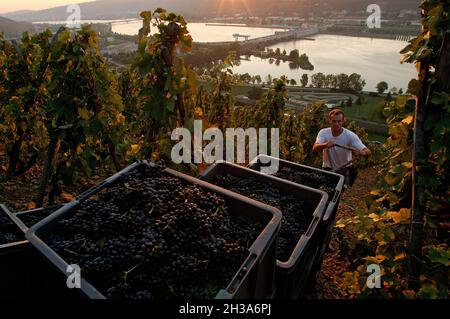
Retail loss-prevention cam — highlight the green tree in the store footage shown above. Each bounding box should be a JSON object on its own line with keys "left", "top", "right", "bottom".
{"left": 376, "top": 81, "right": 389, "bottom": 94}
{"left": 289, "top": 49, "right": 300, "bottom": 59}
{"left": 390, "top": 86, "right": 398, "bottom": 95}
{"left": 311, "top": 72, "right": 326, "bottom": 88}
{"left": 240, "top": 72, "right": 252, "bottom": 84}
{"left": 348, "top": 73, "right": 366, "bottom": 92}
{"left": 336, "top": 73, "right": 350, "bottom": 90}
{"left": 325, "top": 74, "right": 334, "bottom": 88}
{"left": 300, "top": 73, "right": 308, "bottom": 87}
{"left": 0, "top": 31, "right": 52, "bottom": 178}
{"left": 35, "top": 27, "right": 125, "bottom": 206}
{"left": 132, "top": 9, "right": 194, "bottom": 158}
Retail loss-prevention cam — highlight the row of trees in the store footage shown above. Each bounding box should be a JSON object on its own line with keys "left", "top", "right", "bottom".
{"left": 302, "top": 72, "right": 366, "bottom": 92}
{"left": 233, "top": 71, "right": 366, "bottom": 93}
{"left": 376, "top": 81, "right": 405, "bottom": 95}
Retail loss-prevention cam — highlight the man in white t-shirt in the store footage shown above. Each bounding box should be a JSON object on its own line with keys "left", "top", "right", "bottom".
{"left": 313, "top": 109, "right": 371, "bottom": 186}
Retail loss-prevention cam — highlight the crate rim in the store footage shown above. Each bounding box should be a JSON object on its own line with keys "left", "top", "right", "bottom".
{"left": 0, "top": 204, "right": 29, "bottom": 250}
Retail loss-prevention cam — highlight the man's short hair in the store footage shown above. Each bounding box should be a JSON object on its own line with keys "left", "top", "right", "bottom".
{"left": 329, "top": 108, "right": 345, "bottom": 119}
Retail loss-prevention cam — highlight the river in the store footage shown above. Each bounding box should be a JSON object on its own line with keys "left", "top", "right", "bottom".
{"left": 233, "top": 34, "right": 416, "bottom": 92}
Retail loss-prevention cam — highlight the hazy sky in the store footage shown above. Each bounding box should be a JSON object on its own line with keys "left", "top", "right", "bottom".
{"left": 0, "top": 1, "right": 94, "bottom": 14}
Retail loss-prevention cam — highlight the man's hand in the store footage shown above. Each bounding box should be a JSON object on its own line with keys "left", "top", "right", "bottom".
{"left": 325, "top": 140, "right": 335, "bottom": 148}
{"left": 352, "top": 147, "right": 371, "bottom": 157}
{"left": 351, "top": 147, "right": 362, "bottom": 157}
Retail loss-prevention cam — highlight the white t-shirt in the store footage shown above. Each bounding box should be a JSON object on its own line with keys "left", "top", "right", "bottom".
{"left": 315, "top": 127, "right": 366, "bottom": 169}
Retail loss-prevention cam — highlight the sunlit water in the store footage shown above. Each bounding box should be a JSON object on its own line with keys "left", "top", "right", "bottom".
{"left": 34, "top": 20, "right": 284, "bottom": 42}
{"left": 233, "top": 34, "right": 416, "bottom": 92}
{"left": 112, "top": 20, "right": 284, "bottom": 43}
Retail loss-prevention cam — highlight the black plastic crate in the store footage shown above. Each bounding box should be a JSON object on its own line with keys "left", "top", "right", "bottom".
{"left": 0, "top": 204, "right": 31, "bottom": 299}
{"left": 199, "top": 161, "right": 329, "bottom": 299}
{"left": 248, "top": 155, "right": 345, "bottom": 287}
{"left": 0, "top": 204, "right": 28, "bottom": 247}
{"left": 25, "top": 161, "right": 282, "bottom": 299}
{"left": 1, "top": 204, "right": 80, "bottom": 300}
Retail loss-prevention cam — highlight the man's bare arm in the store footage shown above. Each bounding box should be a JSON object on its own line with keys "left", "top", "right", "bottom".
{"left": 313, "top": 140, "right": 335, "bottom": 153}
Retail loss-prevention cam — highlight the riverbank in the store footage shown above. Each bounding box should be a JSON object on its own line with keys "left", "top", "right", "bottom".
{"left": 320, "top": 31, "right": 414, "bottom": 41}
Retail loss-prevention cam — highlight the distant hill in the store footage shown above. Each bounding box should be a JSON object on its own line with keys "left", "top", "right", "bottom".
{"left": 0, "top": 16, "right": 35, "bottom": 38}
{"left": 1, "top": 0, "right": 420, "bottom": 22}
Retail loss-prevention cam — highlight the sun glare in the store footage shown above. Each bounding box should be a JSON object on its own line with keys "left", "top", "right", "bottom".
{"left": 218, "top": 0, "right": 252, "bottom": 16}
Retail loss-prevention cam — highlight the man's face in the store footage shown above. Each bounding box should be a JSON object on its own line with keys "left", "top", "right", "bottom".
{"left": 329, "top": 114, "right": 345, "bottom": 133}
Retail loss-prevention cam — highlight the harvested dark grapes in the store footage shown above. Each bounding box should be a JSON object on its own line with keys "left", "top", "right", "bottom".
{"left": 212, "top": 174, "right": 312, "bottom": 262}
{"left": 273, "top": 167, "right": 336, "bottom": 200}
{"left": 43, "top": 165, "right": 266, "bottom": 299}
{"left": 0, "top": 208, "right": 23, "bottom": 245}
{"left": 16, "top": 205, "right": 62, "bottom": 228}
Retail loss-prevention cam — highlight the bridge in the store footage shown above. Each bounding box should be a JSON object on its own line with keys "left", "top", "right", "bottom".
{"left": 109, "top": 19, "right": 139, "bottom": 25}
{"left": 196, "top": 27, "right": 320, "bottom": 46}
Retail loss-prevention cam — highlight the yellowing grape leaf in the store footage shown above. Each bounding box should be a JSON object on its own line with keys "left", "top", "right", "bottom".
{"left": 194, "top": 107, "right": 203, "bottom": 117}
{"left": 394, "top": 253, "right": 407, "bottom": 262}
{"left": 364, "top": 255, "right": 386, "bottom": 264}
{"left": 402, "top": 115, "right": 414, "bottom": 125}
{"left": 78, "top": 107, "right": 90, "bottom": 120}
{"left": 130, "top": 144, "right": 140, "bottom": 154}
{"left": 388, "top": 208, "right": 411, "bottom": 224}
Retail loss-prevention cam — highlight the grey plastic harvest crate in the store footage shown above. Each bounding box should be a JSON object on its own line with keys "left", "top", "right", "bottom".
{"left": 1, "top": 204, "right": 80, "bottom": 299}
{"left": 0, "top": 205, "right": 46, "bottom": 299}
{"left": 0, "top": 204, "right": 29, "bottom": 249}
{"left": 199, "top": 161, "right": 329, "bottom": 299}
{"left": 25, "top": 161, "right": 282, "bottom": 299}
{"left": 248, "top": 155, "right": 345, "bottom": 287}
{"left": 0, "top": 204, "right": 30, "bottom": 299}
